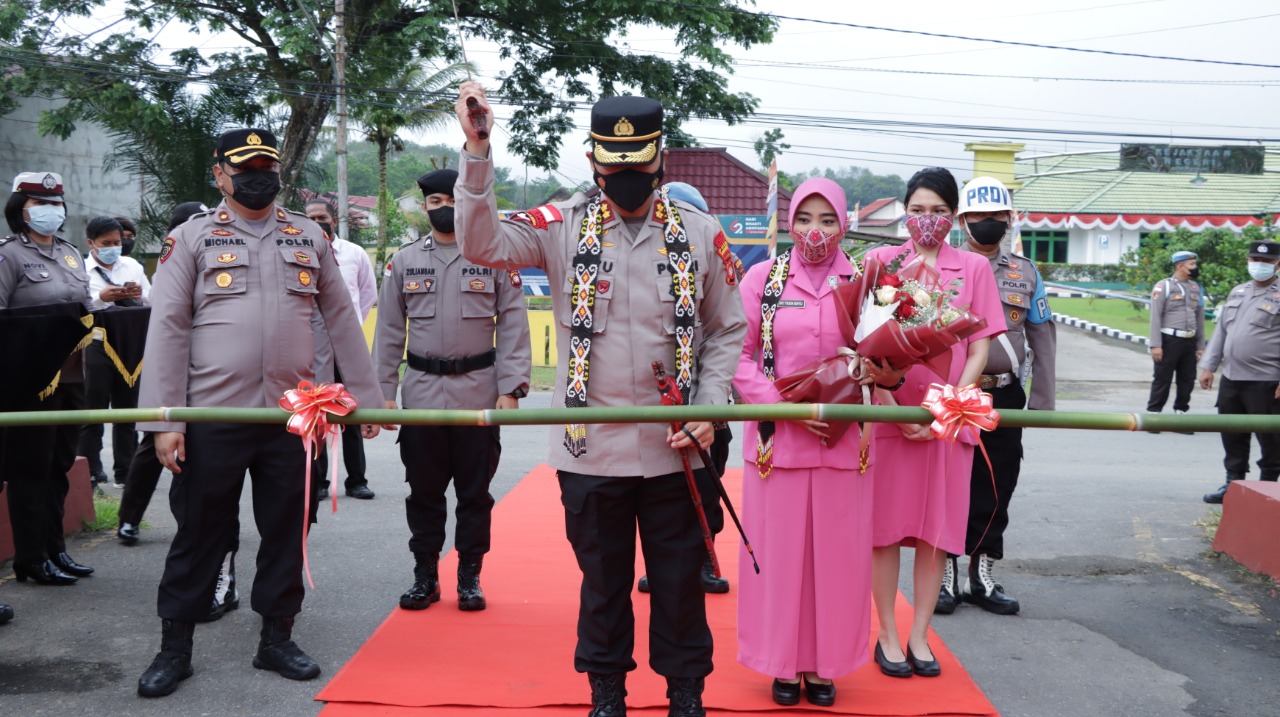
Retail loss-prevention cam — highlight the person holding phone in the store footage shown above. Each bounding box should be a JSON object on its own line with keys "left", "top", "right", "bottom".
{"left": 79, "top": 216, "right": 151, "bottom": 487}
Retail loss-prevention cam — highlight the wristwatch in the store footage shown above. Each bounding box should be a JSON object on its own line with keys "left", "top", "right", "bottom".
{"left": 507, "top": 387, "right": 527, "bottom": 400}
{"left": 878, "top": 376, "right": 906, "bottom": 392}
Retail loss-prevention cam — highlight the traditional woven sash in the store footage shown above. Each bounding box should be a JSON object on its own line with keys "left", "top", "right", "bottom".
{"left": 754, "top": 249, "right": 793, "bottom": 478}
{"left": 562, "top": 189, "right": 696, "bottom": 457}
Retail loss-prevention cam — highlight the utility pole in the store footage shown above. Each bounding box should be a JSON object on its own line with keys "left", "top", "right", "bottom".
{"left": 334, "top": 0, "right": 350, "bottom": 242}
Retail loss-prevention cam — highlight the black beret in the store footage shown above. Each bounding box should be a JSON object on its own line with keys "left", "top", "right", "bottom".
{"left": 590, "top": 96, "right": 663, "bottom": 166}
{"left": 214, "top": 128, "right": 281, "bottom": 165}
{"left": 417, "top": 169, "right": 459, "bottom": 198}
{"left": 168, "top": 201, "right": 209, "bottom": 230}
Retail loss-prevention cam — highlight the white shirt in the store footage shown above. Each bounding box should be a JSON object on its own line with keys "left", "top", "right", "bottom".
{"left": 331, "top": 237, "right": 377, "bottom": 320}
{"left": 85, "top": 252, "right": 152, "bottom": 311}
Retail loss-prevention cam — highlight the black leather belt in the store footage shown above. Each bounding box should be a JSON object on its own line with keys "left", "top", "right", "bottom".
{"left": 407, "top": 348, "right": 496, "bottom": 375}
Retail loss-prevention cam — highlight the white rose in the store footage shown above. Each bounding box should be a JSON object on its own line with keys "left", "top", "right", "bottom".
{"left": 913, "top": 288, "right": 932, "bottom": 306}
{"left": 875, "top": 285, "right": 899, "bottom": 305}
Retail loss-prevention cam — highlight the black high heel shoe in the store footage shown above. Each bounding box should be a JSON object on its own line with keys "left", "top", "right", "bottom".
{"left": 803, "top": 676, "right": 836, "bottom": 707}
{"left": 13, "top": 559, "right": 78, "bottom": 585}
{"left": 771, "top": 678, "right": 801, "bottom": 706}
{"left": 906, "top": 644, "right": 941, "bottom": 677}
{"left": 52, "top": 552, "right": 94, "bottom": 577}
{"left": 875, "top": 642, "right": 913, "bottom": 678}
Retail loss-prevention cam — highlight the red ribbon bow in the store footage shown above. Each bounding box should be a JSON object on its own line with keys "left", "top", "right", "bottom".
{"left": 922, "top": 383, "right": 1000, "bottom": 441}
{"left": 278, "top": 381, "right": 358, "bottom": 588}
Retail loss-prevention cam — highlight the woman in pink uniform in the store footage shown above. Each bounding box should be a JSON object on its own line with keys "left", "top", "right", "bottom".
{"left": 734, "top": 178, "right": 903, "bottom": 707}
{"left": 865, "top": 167, "right": 1006, "bottom": 678}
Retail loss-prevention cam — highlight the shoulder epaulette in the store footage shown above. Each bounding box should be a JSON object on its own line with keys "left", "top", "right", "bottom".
{"left": 0, "top": 235, "right": 14, "bottom": 246}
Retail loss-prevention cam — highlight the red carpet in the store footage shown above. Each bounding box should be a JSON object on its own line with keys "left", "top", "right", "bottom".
{"left": 316, "top": 465, "right": 997, "bottom": 716}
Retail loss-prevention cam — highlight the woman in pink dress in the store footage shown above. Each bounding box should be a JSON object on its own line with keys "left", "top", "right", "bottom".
{"left": 864, "top": 167, "right": 1006, "bottom": 678}
{"left": 735, "top": 178, "right": 904, "bottom": 707}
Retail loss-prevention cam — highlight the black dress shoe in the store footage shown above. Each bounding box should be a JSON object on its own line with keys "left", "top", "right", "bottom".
{"left": 316, "top": 486, "right": 329, "bottom": 500}
{"left": 0, "top": 604, "right": 13, "bottom": 624}
{"left": 13, "top": 559, "right": 77, "bottom": 585}
{"left": 803, "top": 676, "right": 836, "bottom": 707}
{"left": 907, "top": 645, "right": 941, "bottom": 677}
{"left": 700, "top": 556, "right": 729, "bottom": 594}
{"left": 90, "top": 469, "right": 109, "bottom": 486}
{"left": 118, "top": 523, "right": 140, "bottom": 545}
{"left": 771, "top": 678, "right": 800, "bottom": 706}
{"left": 53, "top": 552, "right": 94, "bottom": 577}
{"left": 345, "top": 484, "right": 376, "bottom": 499}
{"left": 874, "top": 643, "right": 912, "bottom": 678}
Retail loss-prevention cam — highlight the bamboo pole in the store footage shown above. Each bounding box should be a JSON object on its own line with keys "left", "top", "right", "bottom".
{"left": 1, "top": 405, "right": 1279, "bottom": 433}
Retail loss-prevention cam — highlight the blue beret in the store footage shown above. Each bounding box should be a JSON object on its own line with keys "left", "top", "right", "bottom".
{"left": 1171, "top": 251, "right": 1198, "bottom": 264}
{"left": 665, "top": 182, "right": 708, "bottom": 212}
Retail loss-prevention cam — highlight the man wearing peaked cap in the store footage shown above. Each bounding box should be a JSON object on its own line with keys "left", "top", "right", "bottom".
{"left": 1147, "top": 250, "right": 1205, "bottom": 431}
{"left": 1198, "top": 240, "right": 1280, "bottom": 503}
{"left": 134, "top": 127, "right": 385, "bottom": 698}
{"left": 451, "top": 84, "right": 747, "bottom": 716}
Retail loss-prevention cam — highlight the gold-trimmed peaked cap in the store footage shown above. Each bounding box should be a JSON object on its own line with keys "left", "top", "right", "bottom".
{"left": 214, "top": 127, "right": 282, "bottom": 166}
{"left": 590, "top": 96, "right": 662, "bottom": 166}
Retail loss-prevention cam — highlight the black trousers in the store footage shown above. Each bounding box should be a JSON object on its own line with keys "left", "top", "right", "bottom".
{"left": 1, "top": 384, "right": 84, "bottom": 564}
{"left": 118, "top": 432, "right": 163, "bottom": 527}
{"left": 1147, "top": 335, "right": 1198, "bottom": 413}
{"left": 558, "top": 470, "right": 714, "bottom": 678}
{"left": 76, "top": 341, "right": 139, "bottom": 482}
{"left": 966, "top": 383, "right": 1026, "bottom": 560}
{"left": 1217, "top": 377, "right": 1280, "bottom": 477}
{"left": 157, "top": 423, "right": 305, "bottom": 621}
{"left": 398, "top": 424, "right": 500, "bottom": 556}
{"left": 317, "top": 363, "right": 368, "bottom": 490}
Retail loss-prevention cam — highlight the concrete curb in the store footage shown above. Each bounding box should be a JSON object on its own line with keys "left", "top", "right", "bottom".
{"left": 1052, "top": 312, "right": 1150, "bottom": 347}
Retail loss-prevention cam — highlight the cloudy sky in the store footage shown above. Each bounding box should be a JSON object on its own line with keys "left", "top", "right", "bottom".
{"left": 79, "top": 0, "right": 1280, "bottom": 189}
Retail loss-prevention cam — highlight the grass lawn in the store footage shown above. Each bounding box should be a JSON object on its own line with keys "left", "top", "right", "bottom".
{"left": 1050, "top": 297, "right": 1215, "bottom": 341}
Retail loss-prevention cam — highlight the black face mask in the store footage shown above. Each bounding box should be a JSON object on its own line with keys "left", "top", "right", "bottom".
{"left": 227, "top": 169, "right": 281, "bottom": 211}
{"left": 595, "top": 166, "right": 664, "bottom": 213}
{"left": 1188, "top": 266, "right": 1200, "bottom": 280}
{"left": 316, "top": 221, "right": 333, "bottom": 239}
{"left": 120, "top": 237, "right": 136, "bottom": 256}
{"left": 427, "top": 206, "right": 455, "bottom": 235}
{"left": 967, "top": 218, "right": 1008, "bottom": 246}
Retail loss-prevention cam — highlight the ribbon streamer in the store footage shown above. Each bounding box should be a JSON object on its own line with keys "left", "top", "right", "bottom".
{"left": 921, "top": 382, "right": 1002, "bottom": 558}
{"left": 278, "top": 381, "right": 358, "bottom": 588}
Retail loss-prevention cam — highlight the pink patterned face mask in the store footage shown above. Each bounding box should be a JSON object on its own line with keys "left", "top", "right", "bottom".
{"left": 792, "top": 229, "right": 841, "bottom": 264}
{"left": 905, "top": 213, "right": 953, "bottom": 248}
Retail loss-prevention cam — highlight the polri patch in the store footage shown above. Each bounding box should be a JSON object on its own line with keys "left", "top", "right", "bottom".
{"left": 406, "top": 281, "right": 422, "bottom": 291}
{"left": 469, "top": 278, "right": 486, "bottom": 291}
{"left": 598, "top": 279, "right": 611, "bottom": 295}
{"left": 294, "top": 251, "right": 312, "bottom": 265}
{"left": 298, "top": 270, "right": 312, "bottom": 287}
{"left": 279, "top": 225, "right": 304, "bottom": 236}
{"left": 214, "top": 271, "right": 233, "bottom": 288}
{"left": 211, "top": 229, "right": 234, "bottom": 237}
{"left": 64, "top": 255, "right": 79, "bottom": 269}
{"left": 159, "top": 237, "right": 176, "bottom": 264}
{"left": 217, "top": 252, "right": 237, "bottom": 264}
{"left": 508, "top": 269, "right": 522, "bottom": 288}
{"left": 1006, "top": 293, "right": 1024, "bottom": 305}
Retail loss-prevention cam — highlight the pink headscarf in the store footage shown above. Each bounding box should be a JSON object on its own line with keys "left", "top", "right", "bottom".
{"left": 788, "top": 178, "right": 849, "bottom": 235}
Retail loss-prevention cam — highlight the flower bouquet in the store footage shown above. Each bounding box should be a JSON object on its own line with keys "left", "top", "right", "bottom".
{"left": 773, "top": 347, "right": 864, "bottom": 444}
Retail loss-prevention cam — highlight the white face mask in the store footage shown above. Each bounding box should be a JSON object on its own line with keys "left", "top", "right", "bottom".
{"left": 26, "top": 203, "right": 65, "bottom": 236}
{"left": 1248, "top": 261, "right": 1277, "bottom": 282}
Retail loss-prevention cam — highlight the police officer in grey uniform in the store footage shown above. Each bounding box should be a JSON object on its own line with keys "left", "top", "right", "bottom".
{"left": 454, "top": 85, "right": 747, "bottom": 717}
{"left": 134, "top": 129, "right": 384, "bottom": 698}
{"left": 1148, "top": 251, "right": 1205, "bottom": 423}
{"left": 1199, "top": 240, "right": 1280, "bottom": 503}
{"left": 940, "top": 176, "right": 1057, "bottom": 617}
{"left": 0, "top": 171, "right": 95, "bottom": 586}
{"left": 376, "top": 168, "right": 531, "bottom": 613}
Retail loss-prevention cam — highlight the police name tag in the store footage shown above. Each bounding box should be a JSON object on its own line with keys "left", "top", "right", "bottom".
{"left": 778, "top": 299, "right": 806, "bottom": 308}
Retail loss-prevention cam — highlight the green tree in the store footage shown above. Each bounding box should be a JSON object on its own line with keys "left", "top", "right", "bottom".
{"left": 352, "top": 61, "right": 466, "bottom": 275}
{"left": 753, "top": 128, "right": 795, "bottom": 191}
{"left": 2, "top": 0, "right": 775, "bottom": 188}
{"left": 807, "top": 166, "right": 907, "bottom": 208}
{"left": 1119, "top": 225, "right": 1276, "bottom": 304}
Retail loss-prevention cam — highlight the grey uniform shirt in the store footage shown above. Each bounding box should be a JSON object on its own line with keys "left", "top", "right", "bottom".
{"left": 1199, "top": 279, "right": 1280, "bottom": 381}
{"left": 374, "top": 234, "right": 531, "bottom": 410}
{"left": 137, "top": 201, "right": 383, "bottom": 433}
{"left": 455, "top": 149, "right": 747, "bottom": 478}
{"left": 1148, "top": 276, "right": 1206, "bottom": 350}
{"left": 964, "top": 247, "right": 1057, "bottom": 410}
{"left": 0, "top": 232, "right": 93, "bottom": 383}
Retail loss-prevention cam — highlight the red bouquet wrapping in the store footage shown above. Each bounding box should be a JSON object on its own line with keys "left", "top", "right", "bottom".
{"left": 833, "top": 250, "right": 989, "bottom": 379}
{"left": 774, "top": 348, "right": 865, "bottom": 445}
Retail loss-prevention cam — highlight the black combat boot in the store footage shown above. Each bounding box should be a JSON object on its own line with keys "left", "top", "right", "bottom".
{"left": 700, "top": 553, "right": 729, "bottom": 594}
{"left": 399, "top": 552, "right": 441, "bottom": 610}
{"left": 665, "top": 676, "right": 706, "bottom": 717}
{"left": 457, "top": 553, "right": 487, "bottom": 611}
{"left": 253, "top": 615, "right": 321, "bottom": 680}
{"left": 137, "top": 619, "right": 195, "bottom": 697}
{"left": 934, "top": 555, "right": 959, "bottom": 615}
{"left": 1204, "top": 471, "right": 1245, "bottom": 504}
{"left": 588, "top": 672, "right": 627, "bottom": 717}
{"left": 1261, "top": 471, "right": 1279, "bottom": 482}
{"left": 198, "top": 551, "right": 238, "bottom": 623}
{"left": 963, "top": 554, "right": 1020, "bottom": 615}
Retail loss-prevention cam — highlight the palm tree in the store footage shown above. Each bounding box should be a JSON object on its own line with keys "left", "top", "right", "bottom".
{"left": 352, "top": 62, "right": 470, "bottom": 274}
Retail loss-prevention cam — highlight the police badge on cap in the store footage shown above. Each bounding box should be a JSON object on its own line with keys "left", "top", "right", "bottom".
{"left": 11, "top": 172, "right": 65, "bottom": 203}
{"left": 1249, "top": 240, "right": 1280, "bottom": 259}
{"left": 214, "top": 128, "right": 282, "bottom": 166}
{"left": 590, "top": 96, "right": 663, "bottom": 166}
